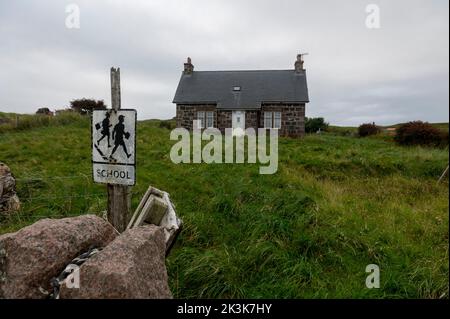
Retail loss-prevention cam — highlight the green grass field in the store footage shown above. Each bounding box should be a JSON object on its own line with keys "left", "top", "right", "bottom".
{"left": 0, "top": 115, "right": 448, "bottom": 298}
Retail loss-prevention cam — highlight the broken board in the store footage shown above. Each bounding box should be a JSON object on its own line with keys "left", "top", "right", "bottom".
{"left": 127, "top": 186, "right": 183, "bottom": 255}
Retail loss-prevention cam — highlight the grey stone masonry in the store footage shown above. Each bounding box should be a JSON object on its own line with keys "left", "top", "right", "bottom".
{"left": 217, "top": 110, "right": 232, "bottom": 133}
{"left": 176, "top": 103, "right": 305, "bottom": 137}
{"left": 176, "top": 104, "right": 216, "bottom": 130}
{"left": 245, "top": 111, "right": 259, "bottom": 132}
{"left": 260, "top": 103, "right": 305, "bottom": 137}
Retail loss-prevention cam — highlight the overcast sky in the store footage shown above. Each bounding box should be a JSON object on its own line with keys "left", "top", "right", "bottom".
{"left": 0, "top": 0, "right": 448, "bottom": 125}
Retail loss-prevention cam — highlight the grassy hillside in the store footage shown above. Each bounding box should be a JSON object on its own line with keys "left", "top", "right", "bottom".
{"left": 0, "top": 116, "right": 448, "bottom": 298}
{"left": 0, "top": 111, "right": 84, "bottom": 133}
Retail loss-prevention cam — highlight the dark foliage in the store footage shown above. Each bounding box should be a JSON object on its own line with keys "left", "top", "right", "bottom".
{"left": 305, "top": 117, "right": 329, "bottom": 133}
{"left": 159, "top": 120, "right": 176, "bottom": 130}
{"left": 358, "top": 123, "right": 381, "bottom": 137}
{"left": 36, "top": 107, "right": 52, "bottom": 115}
{"left": 70, "top": 99, "right": 107, "bottom": 115}
{"left": 394, "top": 121, "right": 448, "bottom": 147}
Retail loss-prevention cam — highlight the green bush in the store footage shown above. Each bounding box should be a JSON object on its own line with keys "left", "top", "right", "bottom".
{"left": 70, "top": 98, "right": 107, "bottom": 114}
{"left": 358, "top": 123, "right": 381, "bottom": 137}
{"left": 305, "top": 117, "right": 329, "bottom": 133}
{"left": 394, "top": 121, "right": 448, "bottom": 147}
{"left": 327, "top": 126, "right": 356, "bottom": 137}
{"left": 159, "top": 120, "right": 176, "bottom": 130}
{"left": 35, "top": 107, "right": 52, "bottom": 115}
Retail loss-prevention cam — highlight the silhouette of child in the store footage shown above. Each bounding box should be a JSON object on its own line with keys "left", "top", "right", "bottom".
{"left": 111, "top": 115, "right": 132, "bottom": 159}
{"left": 97, "top": 113, "right": 112, "bottom": 147}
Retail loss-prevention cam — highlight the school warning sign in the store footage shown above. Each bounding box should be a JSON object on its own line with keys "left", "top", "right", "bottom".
{"left": 92, "top": 109, "right": 136, "bottom": 186}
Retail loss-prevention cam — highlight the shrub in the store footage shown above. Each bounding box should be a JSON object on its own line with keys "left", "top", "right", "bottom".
{"left": 70, "top": 98, "right": 107, "bottom": 115}
{"left": 305, "top": 117, "right": 329, "bottom": 133}
{"left": 36, "top": 107, "right": 53, "bottom": 115}
{"left": 441, "top": 130, "right": 449, "bottom": 146}
{"left": 394, "top": 121, "right": 447, "bottom": 147}
{"left": 358, "top": 123, "right": 381, "bottom": 137}
{"left": 159, "top": 120, "right": 176, "bottom": 130}
{"left": 326, "top": 126, "right": 356, "bottom": 137}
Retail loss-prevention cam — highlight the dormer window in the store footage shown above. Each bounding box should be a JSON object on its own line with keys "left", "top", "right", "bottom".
{"left": 233, "top": 86, "right": 241, "bottom": 91}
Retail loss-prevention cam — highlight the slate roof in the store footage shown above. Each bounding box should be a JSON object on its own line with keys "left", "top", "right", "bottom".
{"left": 172, "top": 69, "right": 309, "bottom": 109}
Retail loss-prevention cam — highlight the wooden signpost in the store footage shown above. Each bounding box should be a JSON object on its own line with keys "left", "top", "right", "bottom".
{"left": 107, "top": 67, "right": 132, "bottom": 232}
{"left": 91, "top": 67, "right": 135, "bottom": 232}
{"left": 90, "top": 68, "right": 182, "bottom": 250}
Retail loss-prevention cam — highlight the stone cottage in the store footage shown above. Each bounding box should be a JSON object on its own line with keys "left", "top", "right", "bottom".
{"left": 172, "top": 55, "right": 309, "bottom": 137}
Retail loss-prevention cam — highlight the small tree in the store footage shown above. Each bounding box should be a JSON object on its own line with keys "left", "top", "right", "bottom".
{"left": 394, "top": 121, "right": 446, "bottom": 147}
{"left": 305, "top": 117, "right": 329, "bottom": 133}
{"left": 70, "top": 98, "right": 107, "bottom": 115}
{"left": 358, "top": 123, "right": 381, "bottom": 137}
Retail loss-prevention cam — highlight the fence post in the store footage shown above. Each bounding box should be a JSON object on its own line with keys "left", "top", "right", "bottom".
{"left": 107, "top": 67, "right": 131, "bottom": 232}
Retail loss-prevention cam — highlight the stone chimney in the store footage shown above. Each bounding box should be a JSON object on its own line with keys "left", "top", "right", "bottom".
{"left": 294, "top": 54, "right": 305, "bottom": 73}
{"left": 184, "top": 57, "right": 194, "bottom": 74}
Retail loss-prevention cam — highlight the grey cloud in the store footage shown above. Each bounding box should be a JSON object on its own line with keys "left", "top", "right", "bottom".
{"left": 0, "top": 0, "right": 448, "bottom": 124}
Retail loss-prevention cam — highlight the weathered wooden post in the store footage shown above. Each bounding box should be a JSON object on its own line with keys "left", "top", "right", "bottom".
{"left": 107, "top": 67, "right": 131, "bottom": 232}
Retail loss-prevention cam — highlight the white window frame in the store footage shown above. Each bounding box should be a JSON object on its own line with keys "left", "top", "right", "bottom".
{"left": 264, "top": 112, "right": 272, "bottom": 128}
{"left": 274, "top": 111, "right": 281, "bottom": 129}
{"left": 197, "top": 111, "right": 205, "bottom": 129}
{"left": 206, "top": 111, "right": 214, "bottom": 128}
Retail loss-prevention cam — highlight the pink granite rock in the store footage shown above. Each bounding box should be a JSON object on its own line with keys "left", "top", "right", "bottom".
{"left": 59, "top": 224, "right": 172, "bottom": 299}
{"left": 0, "top": 214, "right": 118, "bottom": 299}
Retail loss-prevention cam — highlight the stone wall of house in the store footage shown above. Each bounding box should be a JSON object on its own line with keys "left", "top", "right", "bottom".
{"left": 176, "top": 103, "right": 305, "bottom": 137}
{"left": 176, "top": 107, "right": 258, "bottom": 134}
{"left": 176, "top": 104, "right": 217, "bottom": 130}
{"left": 245, "top": 111, "right": 259, "bottom": 132}
{"left": 216, "top": 110, "right": 232, "bottom": 133}
{"left": 260, "top": 103, "right": 305, "bottom": 137}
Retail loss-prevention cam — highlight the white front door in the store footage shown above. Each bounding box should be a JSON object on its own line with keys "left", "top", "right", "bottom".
{"left": 232, "top": 111, "right": 245, "bottom": 136}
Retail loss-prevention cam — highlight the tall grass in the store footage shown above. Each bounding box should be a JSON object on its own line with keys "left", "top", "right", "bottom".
{"left": 0, "top": 111, "right": 86, "bottom": 134}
